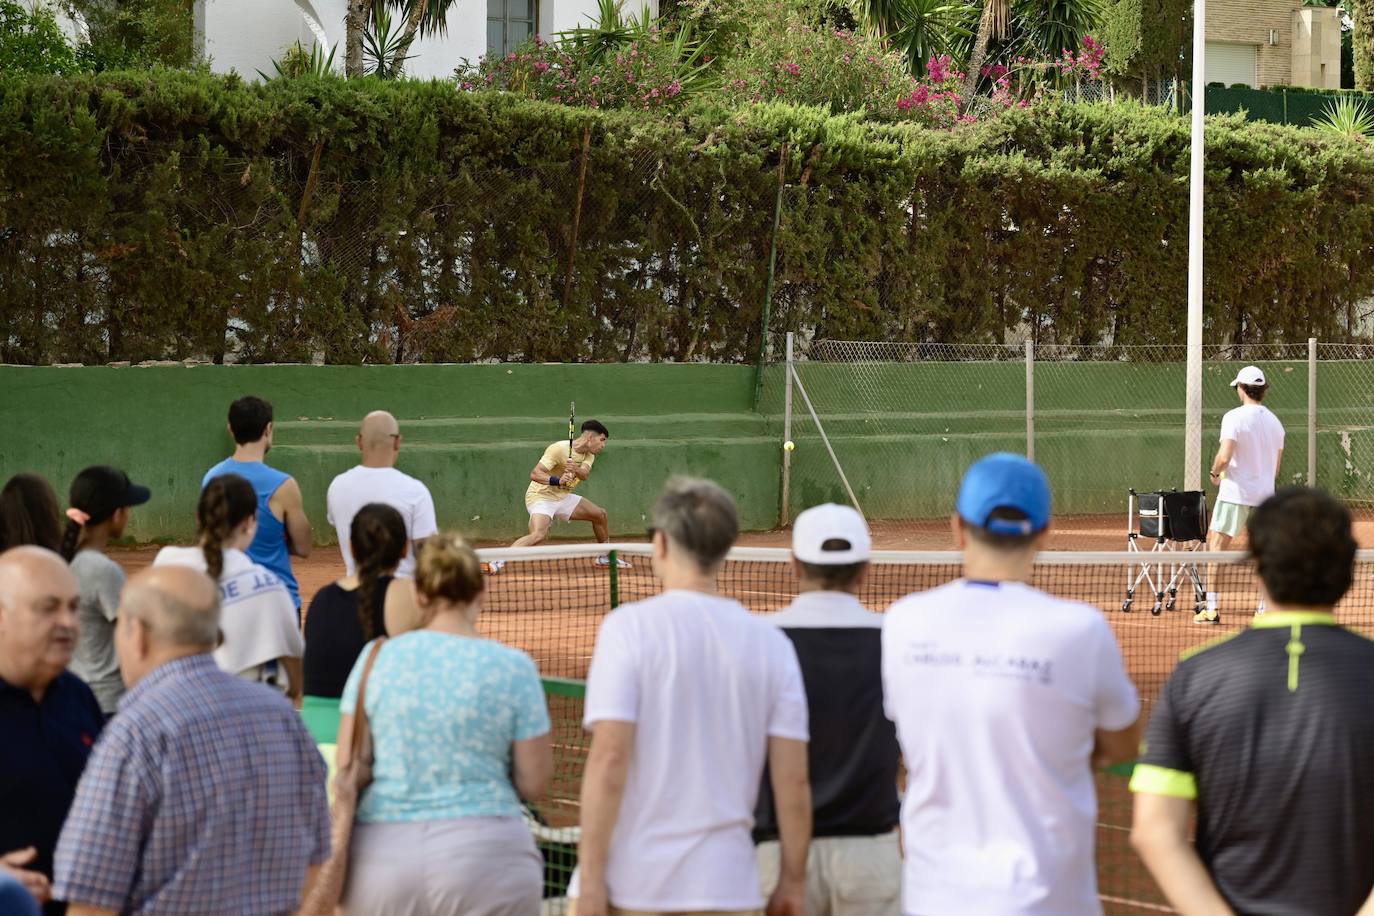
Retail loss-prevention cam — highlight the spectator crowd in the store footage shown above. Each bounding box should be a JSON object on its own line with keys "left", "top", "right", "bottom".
{"left": 0, "top": 394, "right": 1372, "bottom": 916}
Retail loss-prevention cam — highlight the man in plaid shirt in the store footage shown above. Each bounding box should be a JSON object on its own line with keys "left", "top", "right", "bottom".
{"left": 53, "top": 565, "right": 330, "bottom": 915}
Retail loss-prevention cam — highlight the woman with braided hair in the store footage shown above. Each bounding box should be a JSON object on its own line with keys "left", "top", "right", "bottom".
{"left": 153, "top": 473, "right": 304, "bottom": 699}
{"left": 61, "top": 465, "right": 151, "bottom": 715}
{"left": 301, "top": 502, "right": 419, "bottom": 747}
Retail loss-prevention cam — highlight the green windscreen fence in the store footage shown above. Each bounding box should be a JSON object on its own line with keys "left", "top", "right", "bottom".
{"left": 505, "top": 544, "right": 1374, "bottom": 913}
{"left": 766, "top": 340, "right": 1374, "bottom": 522}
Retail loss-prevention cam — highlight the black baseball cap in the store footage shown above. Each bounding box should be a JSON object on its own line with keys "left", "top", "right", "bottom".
{"left": 69, "top": 466, "right": 151, "bottom": 525}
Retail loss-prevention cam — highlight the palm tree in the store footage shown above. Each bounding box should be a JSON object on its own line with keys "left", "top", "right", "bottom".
{"left": 855, "top": 0, "right": 972, "bottom": 75}
{"left": 345, "top": 0, "right": 456, "bottom": 77}
{"left": 958, "top": 0, "right": 1009, "bottom": 104}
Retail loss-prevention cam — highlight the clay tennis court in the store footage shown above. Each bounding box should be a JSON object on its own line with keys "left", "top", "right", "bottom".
{"left": 108, "top": 513, "right": 1374, "bottom": 914}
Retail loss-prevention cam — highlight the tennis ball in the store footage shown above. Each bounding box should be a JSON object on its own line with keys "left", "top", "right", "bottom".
{"left": 783, "top": 440, "right": 795, "bottom": 452}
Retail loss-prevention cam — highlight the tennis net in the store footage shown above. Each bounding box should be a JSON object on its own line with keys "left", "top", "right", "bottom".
{"left": 488, "top": 544, "right": 1374, "bottom": 913}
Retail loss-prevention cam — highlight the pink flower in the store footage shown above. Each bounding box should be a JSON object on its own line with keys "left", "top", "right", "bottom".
{"left": 533, "top": 61, "right": 550, "bottom": 74}
{"left": 590, "top": 75, "right": 601, "bottom": 85}
{"left": 784, "top": 61, "right": 801, "bottom": 76}
{"left": 665, "top": 80, "right": 682, "bottom": 97}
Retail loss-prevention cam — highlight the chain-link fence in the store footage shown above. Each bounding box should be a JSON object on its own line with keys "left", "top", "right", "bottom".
{"left": 772, "top": 336, "right": 1373, "bottom": 525}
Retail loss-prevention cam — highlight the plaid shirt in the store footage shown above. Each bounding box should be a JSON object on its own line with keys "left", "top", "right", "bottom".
{"left": 53, "top": 654, "right": 330, "bottom": 915}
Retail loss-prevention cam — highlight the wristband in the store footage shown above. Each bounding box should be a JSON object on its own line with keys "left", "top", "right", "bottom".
{"left": 550, "top": 476, "right": 561, "bottom": 486}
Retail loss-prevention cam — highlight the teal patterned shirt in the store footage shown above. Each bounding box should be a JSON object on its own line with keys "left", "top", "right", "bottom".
{"left": 341, "top": 630, "right": 550, "bottom": 823}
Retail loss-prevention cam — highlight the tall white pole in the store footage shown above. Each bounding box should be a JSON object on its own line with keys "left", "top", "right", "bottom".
{"left": 1185, "top": 0, "right": 1207, "bottom": 491}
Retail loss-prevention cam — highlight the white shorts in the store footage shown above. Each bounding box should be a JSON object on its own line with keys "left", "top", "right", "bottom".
{"left": 528, "top": 493, "right": 582, "bottom": 521}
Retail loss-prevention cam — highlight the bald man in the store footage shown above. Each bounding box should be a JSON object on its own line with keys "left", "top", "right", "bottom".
{"left": 0, "top": 547, "right": 104, "bottom": 916}
{"left": 326, "top": 410, "right": 438, "bottom": 578}
{"left": 54, "top": 566, "right": 330, "bottom": 916}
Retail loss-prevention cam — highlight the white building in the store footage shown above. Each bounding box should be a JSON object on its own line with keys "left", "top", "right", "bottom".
{"left": 195, "top": 0, "right": 645, "bottom": 81}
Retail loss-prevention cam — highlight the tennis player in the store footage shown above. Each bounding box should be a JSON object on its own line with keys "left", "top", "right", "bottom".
{"left": 1197, "top": 365, "right": 1284, "bottom": 624}
{"left": 1131, "top": 487, "right": 1374, "bottom": 915}
{"left": 882, "top": 453, "right": 1140, "bottom": 916}
{"left": 502, "top": 420, "right": 627, "bottom": 568}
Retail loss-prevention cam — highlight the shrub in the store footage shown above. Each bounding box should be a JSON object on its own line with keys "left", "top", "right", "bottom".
{"left": 2, "top": 72, "right": 1372, "bottom": 365}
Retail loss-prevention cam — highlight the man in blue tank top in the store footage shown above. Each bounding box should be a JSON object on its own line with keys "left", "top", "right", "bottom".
{"left": 203, "top": 396, "right": 314, "bottom": 608}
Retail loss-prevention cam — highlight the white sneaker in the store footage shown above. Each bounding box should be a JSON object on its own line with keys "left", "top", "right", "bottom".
{"left": 595, "top": 555, "right": 632, "bottom": 569}
{"left": 485, "top": 560, "right": 506, "bottom": 575}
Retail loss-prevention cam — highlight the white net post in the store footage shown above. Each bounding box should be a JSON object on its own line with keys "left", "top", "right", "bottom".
{"left": 1308, "top": 337, "right": 1318, "bottom": 486}
{"left": 781, "top": 331, "right": 794, "bottom": 527}
{"left": 1025, "top": 339, "right": 1035, "bottom": 462}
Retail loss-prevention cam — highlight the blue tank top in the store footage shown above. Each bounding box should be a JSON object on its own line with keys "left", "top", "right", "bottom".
{"left": 202, "top": 459, "right": 299, "bottom": 607}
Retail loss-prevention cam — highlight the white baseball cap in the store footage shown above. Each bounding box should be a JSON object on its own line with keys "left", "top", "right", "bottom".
{"left": 1229, "top": 365, "right": 1266, "bottom": 387}
{"left": 792, "top": 503, "right": 871, "bottom": 565}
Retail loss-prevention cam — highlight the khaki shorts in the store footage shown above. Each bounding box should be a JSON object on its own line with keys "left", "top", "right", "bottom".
{"left": 1210, "top": 500, "right": 1254, "bottom": 538}
{"left": 757, "top": 832, "right": 901, "bottom": 916}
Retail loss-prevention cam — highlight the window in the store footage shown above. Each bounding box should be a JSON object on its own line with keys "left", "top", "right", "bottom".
{"left": 488, "top": 0, "right": 537, "bottom": 57}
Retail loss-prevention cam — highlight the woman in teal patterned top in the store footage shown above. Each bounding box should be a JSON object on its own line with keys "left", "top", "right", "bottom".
{"left": 337, "top": 532, "right": 553, "bottom": 915}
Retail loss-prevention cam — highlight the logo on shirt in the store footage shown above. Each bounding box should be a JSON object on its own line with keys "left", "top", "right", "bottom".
{"left": 902, "top": 642, "right": 1055, "bottom": 685}
{"left": 221, "top": 570, "right": 281, "bottom": 603}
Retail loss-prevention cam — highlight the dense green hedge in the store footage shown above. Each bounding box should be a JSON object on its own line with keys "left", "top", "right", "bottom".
{"left": 2, "top": 72, "right": 1373, "bottom": 364}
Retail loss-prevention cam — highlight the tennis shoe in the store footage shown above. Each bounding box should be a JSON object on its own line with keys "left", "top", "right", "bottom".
{"left": 485, "top": 560, "right": 506, "bottom": 575}
{"left": 1194, "top": 608, "right": 1220, "bottom": 625}
{"left": 595, "top": 555, "right": 632, "bottom": 569}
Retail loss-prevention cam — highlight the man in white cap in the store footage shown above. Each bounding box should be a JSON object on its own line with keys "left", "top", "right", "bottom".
{"left": 1197, "top": 365, "right": 1285, "bottom": 624}
{"left": 754, "top": 504, "right": 900, "bottom": 916}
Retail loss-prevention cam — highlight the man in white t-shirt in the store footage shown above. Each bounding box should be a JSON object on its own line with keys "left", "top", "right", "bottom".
{"left": 326, "top": 411, "right": 438, "bottom": 579}
{"left": 1197, "top": 365, "right": 1285, "bottom": 624}
{"left": 572, "top": 477, "right": 812, "bottom": 916}
{"left": 882, "top": 453, "right": 1141, "bottom": 916}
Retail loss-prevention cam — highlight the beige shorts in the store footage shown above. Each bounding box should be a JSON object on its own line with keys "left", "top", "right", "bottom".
{"left": 757, "top": 832, "right": 902, "bottom": 916}
{"left": 529, "top": 493, "right": 583, "bottom": 521}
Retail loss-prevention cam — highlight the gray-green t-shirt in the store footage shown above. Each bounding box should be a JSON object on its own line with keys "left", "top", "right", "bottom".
{"left": 70, "top": 549, "right": 126, "bottom": 713}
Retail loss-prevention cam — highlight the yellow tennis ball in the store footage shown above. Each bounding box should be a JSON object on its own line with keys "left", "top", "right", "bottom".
{"left": 783, "top": 440, "right": 795, "bottom": 452}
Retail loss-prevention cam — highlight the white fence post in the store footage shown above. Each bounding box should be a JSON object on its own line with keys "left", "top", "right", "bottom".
{"left": 781, "top": 332, "right": 794, "bottom": 527}
{"left": 1025, "top": 339, "right": 1035, "bottom": 462}
{"left": 1308, "top": 337, "right": 1318, "bottom": 486}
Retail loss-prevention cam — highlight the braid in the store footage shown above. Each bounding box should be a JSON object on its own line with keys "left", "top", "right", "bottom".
{"left": 198, "top": 475, "right": 256, "bottom": 581}
{"left": 356, "top": 552, "right": 384, "bottom": 641}
{"left": 350, "top": 503, "right": 408, "bottom": 639}
{"left": 200, "top": 488, "right": 230, "bottom": 580}
{"left": 60, "top": 519, "right": 83, "bottom": 562}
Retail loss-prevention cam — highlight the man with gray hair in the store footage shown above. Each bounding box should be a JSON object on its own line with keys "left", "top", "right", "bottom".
{"left": 53, "top": 566, "right": 330, "bottom": 915}
{"left": 571, "top": 477, "right": 813, "bottom": 916}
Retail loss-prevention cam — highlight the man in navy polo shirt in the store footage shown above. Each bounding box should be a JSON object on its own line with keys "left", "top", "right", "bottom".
{"left": 0, "top": 546, "right": 104, "bottom": 915}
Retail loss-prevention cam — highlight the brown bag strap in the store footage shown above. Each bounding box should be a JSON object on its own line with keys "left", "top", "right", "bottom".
{"left": 351, "top": 637, "right": 386, "bottom": 760}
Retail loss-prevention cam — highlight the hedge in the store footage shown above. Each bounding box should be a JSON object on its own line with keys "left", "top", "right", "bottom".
{"left": 2, "top": 71, "right": 1373, "bottom": 365}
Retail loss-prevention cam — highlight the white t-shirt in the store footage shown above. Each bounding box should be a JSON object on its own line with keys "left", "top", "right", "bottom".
{"left": 326, "top": 465, "right": 438, "bottom": 578}
{"left": 152, "top": 546, "right": 304, "bottom": 679}
{"left": 1218, "top": 403, "right": 1285, "bottom": 507}
{"left": 882, "top": 579, "right": 1139, "bottom": 916}
{"left": 569, "top": 590, "right": 809, "bottom": 911}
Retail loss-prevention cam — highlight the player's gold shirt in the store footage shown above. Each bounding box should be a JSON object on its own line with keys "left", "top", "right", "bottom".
{"left": 525, "top": 440, "right": 596, "bottom": 508}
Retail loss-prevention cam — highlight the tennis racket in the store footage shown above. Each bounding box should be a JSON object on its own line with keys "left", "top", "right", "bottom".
{"left": 566, "top": 401, "right": 576, "bottom": 487}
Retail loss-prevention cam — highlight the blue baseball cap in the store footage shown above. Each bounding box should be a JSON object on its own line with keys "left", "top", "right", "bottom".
{"left": 956, "top": 453, "right": 1051, "bottom": 536}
